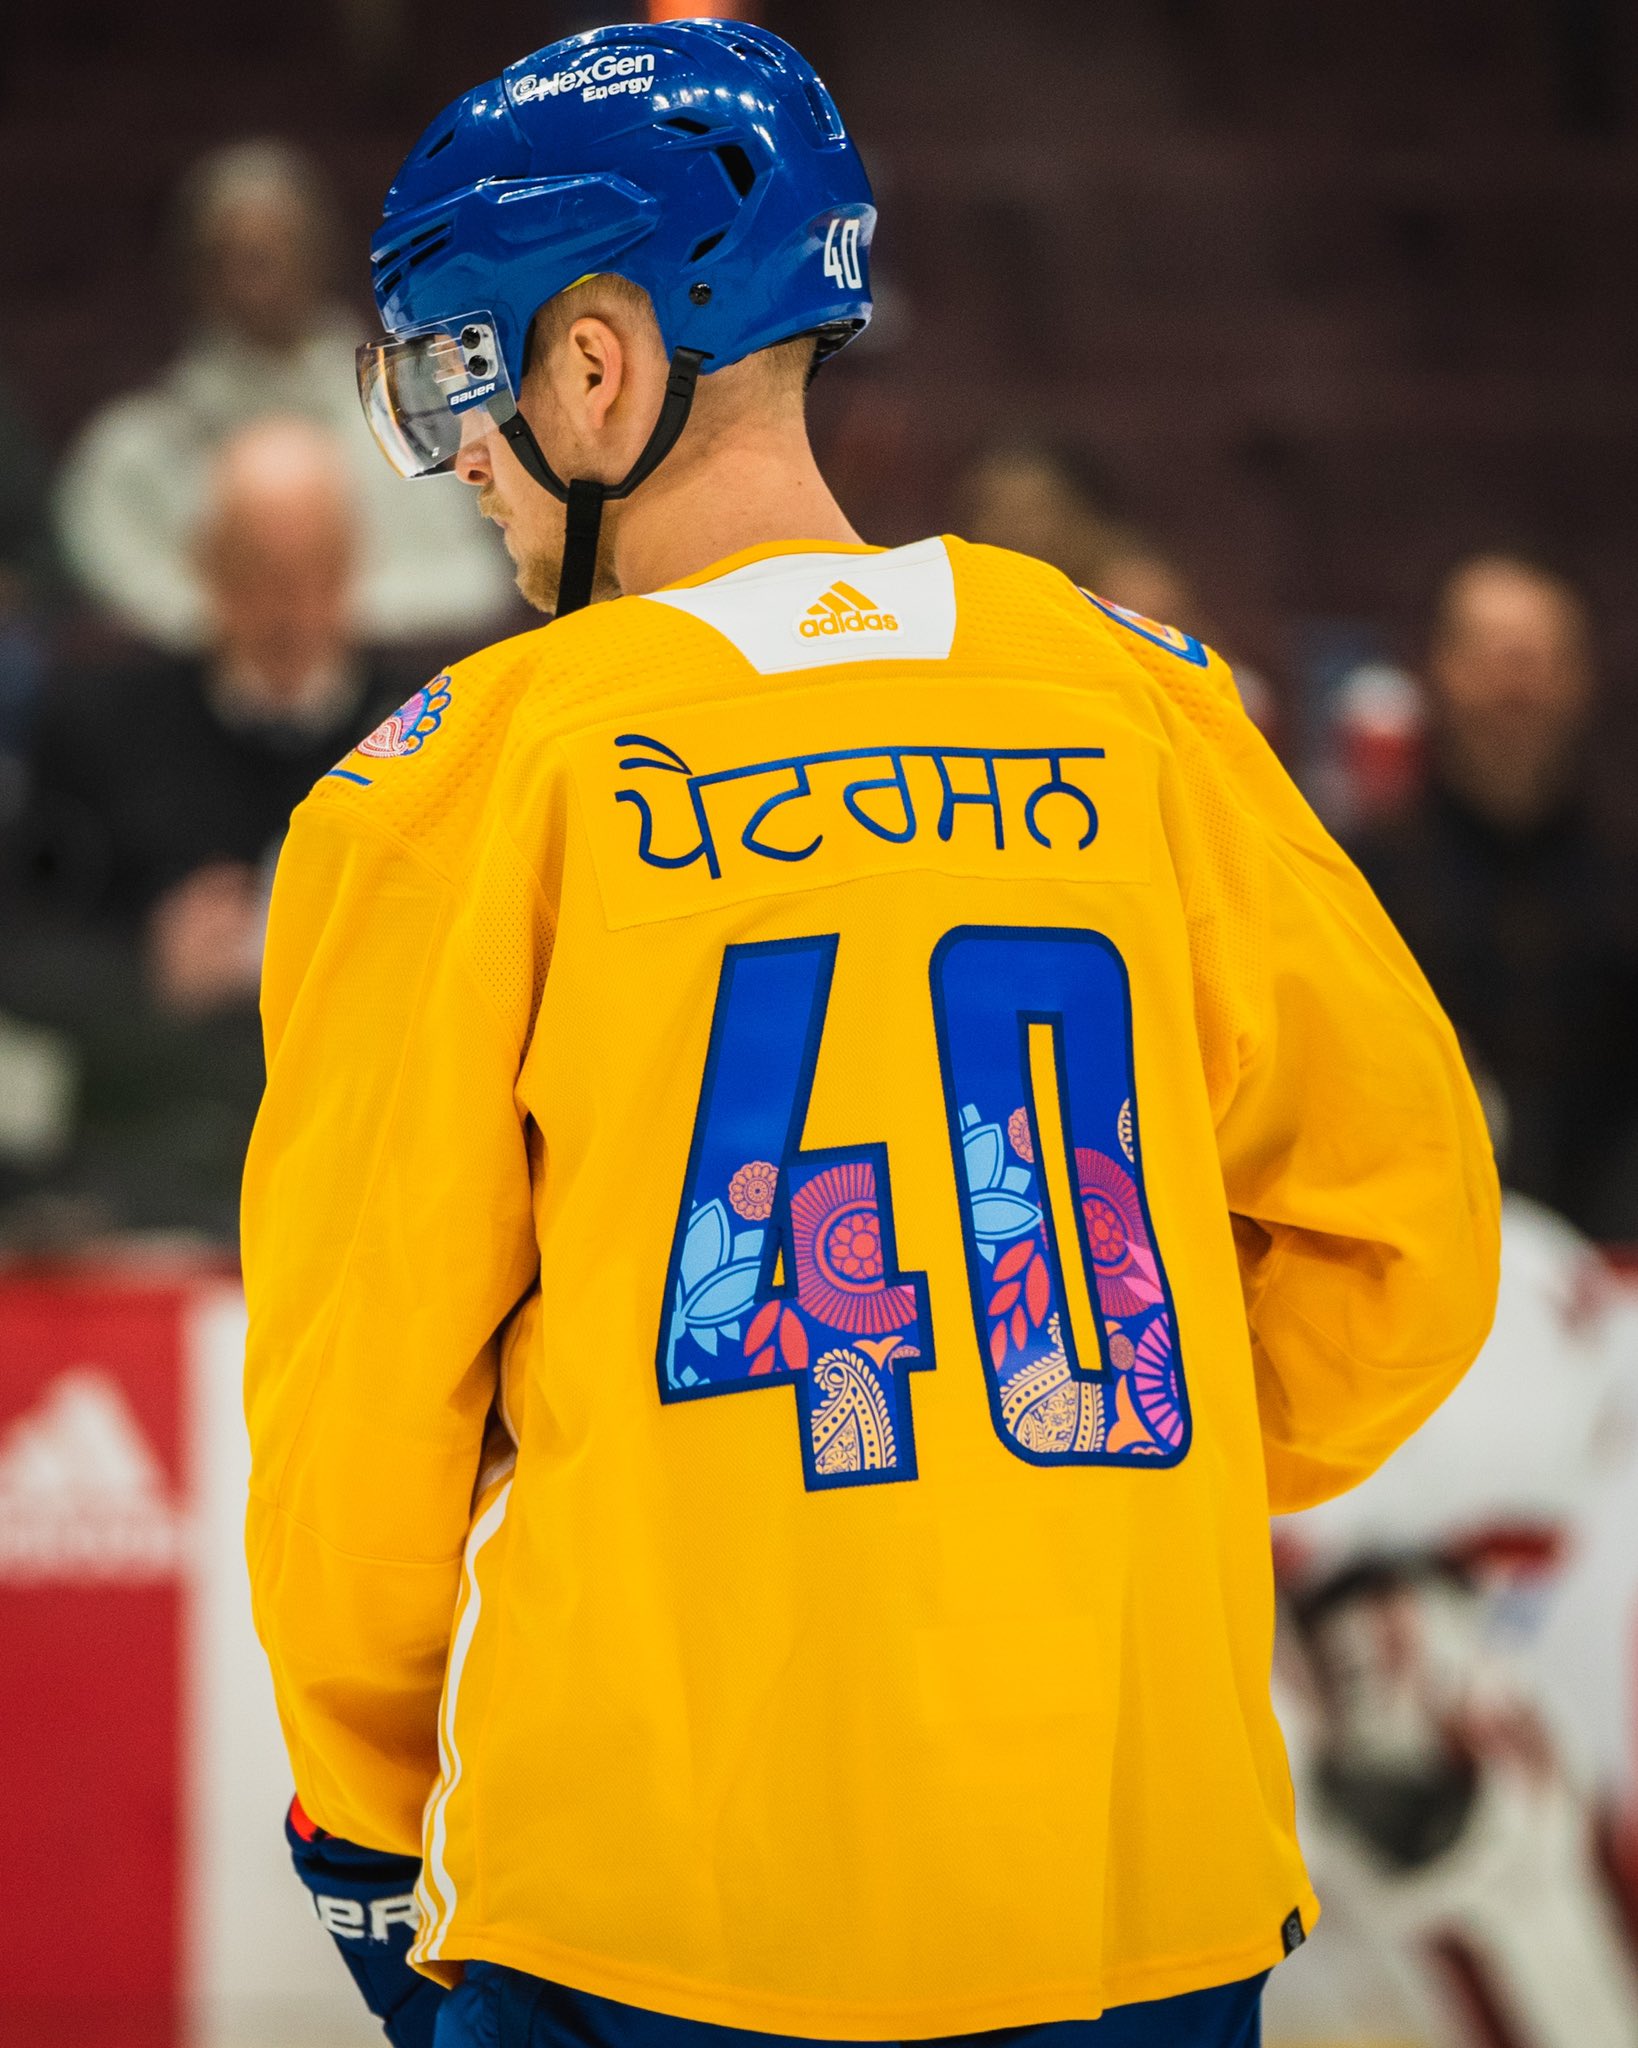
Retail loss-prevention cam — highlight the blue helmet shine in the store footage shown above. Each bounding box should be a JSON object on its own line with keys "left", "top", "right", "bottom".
{"left": 370, "top": 19, "right": 875, "bottom": 397}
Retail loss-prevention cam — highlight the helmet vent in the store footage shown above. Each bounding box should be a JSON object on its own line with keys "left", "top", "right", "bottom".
{"left": 725, "top": 37, "right": 780, "bottom": 70}
{"left": 405, "top": 226, "right": 453, "bottom": 272}
{"left": 713, "top": 144, "right": 757, "bottom": 199}
{"left": 662, "top": 115, "right": 712, "bottom": 136}
{"left": 801, "top": 80, "right": 846, "bottom": 144}
{"left": 423, "top": 128, "right": 457, "bottom": 160}
{"left": 688, "top": 229, "right": 726, "bottom": 264}
{"left": 408, "top": 222, "right": 449, "bottom": 249}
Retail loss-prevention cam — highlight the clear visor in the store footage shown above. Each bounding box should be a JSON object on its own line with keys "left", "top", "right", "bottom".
{"left": 356, "top": 314, "right": 515, "bottom": 478}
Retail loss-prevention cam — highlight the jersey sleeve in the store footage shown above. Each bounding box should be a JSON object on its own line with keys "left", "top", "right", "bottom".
{"left": 242, "top": 787, "right": 543, "bottom": 1853}
{"left": 1179, "top": 698, "right": 1501, "bottom": 1514}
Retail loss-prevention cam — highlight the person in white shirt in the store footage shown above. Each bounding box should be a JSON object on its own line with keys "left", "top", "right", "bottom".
{"left": 55, "top": 140, "right": 515, "bottom": 653}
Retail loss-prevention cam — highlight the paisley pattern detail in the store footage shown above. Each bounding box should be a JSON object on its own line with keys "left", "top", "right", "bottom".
{"left": 659, "top": 937, "right": 936, "bottom": 1492}
{"left": 356, "top": 674, "right": 452, "bottom": 759}
{"left": 1133, "top": 1316, "right": 1185, "bottom": 1449}
{"left": 728, "top": 1160, "right": 778, "bottom": 1221}
{"left": 810, "top": 1347, "right": 899, "bottom": 1476}
{"left": 931, "top": 927, "right": 1187, "bottom": 1469}
{"left": 1000, "top": 1315, "right": 1105, "bottom": 1456}
{"left": 790, "top": 1160, "right": 917, "bottom": 1335}
{"left": 955, "top": 1090, "right": 1170, "bottom": 1465}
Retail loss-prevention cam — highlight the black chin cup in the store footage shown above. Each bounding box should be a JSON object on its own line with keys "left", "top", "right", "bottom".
{"left": 490, "top": 347, "right": 708, "bottom": 618}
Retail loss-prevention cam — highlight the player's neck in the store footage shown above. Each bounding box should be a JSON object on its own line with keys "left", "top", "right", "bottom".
{"left": 611, "top": 425, "right": 862, "bottom": 595}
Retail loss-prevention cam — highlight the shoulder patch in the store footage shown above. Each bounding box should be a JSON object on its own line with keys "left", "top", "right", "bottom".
{"left": 358, "top": 672, "right": 453, "bottom": 759}
{"left": 328, "top": 673, "right": 453, "bottom": 786}
{"left": 1081, "top": 592, "right": 1208, "bottom": 670}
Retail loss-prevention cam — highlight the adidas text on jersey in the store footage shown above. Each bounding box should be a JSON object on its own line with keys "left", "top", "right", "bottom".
{"left": 798, "top": 577, "right": 899, "bottom": 639}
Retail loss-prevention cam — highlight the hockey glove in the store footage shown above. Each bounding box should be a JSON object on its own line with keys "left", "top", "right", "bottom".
{"left": 286, "top": 1796, "right": 446, "bottom": 2048}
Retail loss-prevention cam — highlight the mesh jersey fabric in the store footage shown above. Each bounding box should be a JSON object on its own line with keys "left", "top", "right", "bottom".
{"left": 243, "top": 535, "right": 1499, "bottom": 2037}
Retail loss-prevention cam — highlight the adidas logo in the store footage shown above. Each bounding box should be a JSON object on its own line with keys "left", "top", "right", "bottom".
{"left": 798, "top": 579, "right": 900, "bottom": 640}
{"left": 0, "top": 1368, "right": 188, "bottom": 1583}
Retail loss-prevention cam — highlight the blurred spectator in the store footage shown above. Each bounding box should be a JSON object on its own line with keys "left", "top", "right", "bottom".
{"left": 960, "top": 442, "right": 1138, "bottom": 590}
{"left": 959, "top": 440, "right": 1279, "bottom": 735}
{"left": 2, "top": 418, "right": 412, "bottom": 1240}
{"left": 34, "top": 417, "right": 404, "bottom": 959}
{"left": 54, "top": 139, "right": 512, "bottom": 653}
{"left": 1350, "top": 555, "right": 1638, "bottom": 1240}
{"left": 1094, "top": 542, "right": 1196, "bottom": 629}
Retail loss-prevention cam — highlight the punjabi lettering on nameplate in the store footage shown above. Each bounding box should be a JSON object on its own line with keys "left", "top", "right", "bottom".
{"left": 613, "top": 735, "right": 1107, "bottom": 880}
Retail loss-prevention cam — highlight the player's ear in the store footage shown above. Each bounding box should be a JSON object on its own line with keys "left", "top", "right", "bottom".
{"left": 564, "top": 314, "right": 626, "bottom": 435}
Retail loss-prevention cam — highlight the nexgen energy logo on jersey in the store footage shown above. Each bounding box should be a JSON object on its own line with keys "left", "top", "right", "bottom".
{"left": 799, "top": 580, "right": 900, "bottom": 641}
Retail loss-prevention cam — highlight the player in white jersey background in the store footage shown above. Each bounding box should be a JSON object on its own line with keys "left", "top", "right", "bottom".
{"left": 1266, "top": 1187, "right": 1638, "bottom": 2048}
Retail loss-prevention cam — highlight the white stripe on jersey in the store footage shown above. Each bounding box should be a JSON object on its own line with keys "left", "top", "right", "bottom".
{"left": 415, "top": 1478, "right": 513, "bottom": 1960}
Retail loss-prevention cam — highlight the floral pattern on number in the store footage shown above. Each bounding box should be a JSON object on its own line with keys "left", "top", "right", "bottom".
{"left": 789, "top": 1160, "right": 918, "bottom": 1336}
{"left": 729, "top": 1159, "right": 778, "bottom": 1221}
{"left": 958, "top": 1096, "right": 1172, "bottom": 1457}
{"left": 665, "top": 1155, "right": 920, "bottom": 1479}
{"left": 666, "top": 1198, "right": 768, "bottom": 1382}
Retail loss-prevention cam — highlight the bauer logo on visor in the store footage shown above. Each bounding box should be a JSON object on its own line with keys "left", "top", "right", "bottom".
{"left": 357, "top": 314, "right": 515, "bottom": 479}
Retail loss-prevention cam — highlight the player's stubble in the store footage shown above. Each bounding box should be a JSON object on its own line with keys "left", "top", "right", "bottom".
{"left": 477, "top": 458, "right": 622, "bottom": 617}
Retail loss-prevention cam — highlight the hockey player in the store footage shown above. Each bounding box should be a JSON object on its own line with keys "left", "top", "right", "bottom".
{"left": 242, "top": 22, "right": 1501, "bottom": 2048}
{"left": 1263, "top": 1191, "right": 1638, "bottom": 2048}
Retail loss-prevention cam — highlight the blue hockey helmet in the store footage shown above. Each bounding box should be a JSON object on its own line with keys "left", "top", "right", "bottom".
{"left": 357, "top": 19, "right": 875, "bottom": 614}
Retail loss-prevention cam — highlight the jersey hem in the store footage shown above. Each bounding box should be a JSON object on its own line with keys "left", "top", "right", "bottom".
{"left": 417, "top": 1895, "right": 1320, "bottom": 2038}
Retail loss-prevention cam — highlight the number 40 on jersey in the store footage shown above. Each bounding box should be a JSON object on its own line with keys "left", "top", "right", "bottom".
{"left": 656, "top": 926, "right": 1192, "bottom": 1492}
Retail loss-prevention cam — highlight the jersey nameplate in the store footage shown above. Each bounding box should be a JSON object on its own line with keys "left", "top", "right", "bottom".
{"left": 563, "top": 681, "right": 1156, "bottom": 929}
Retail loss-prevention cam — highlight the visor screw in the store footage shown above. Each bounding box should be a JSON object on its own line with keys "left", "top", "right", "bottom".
{"left": 461, "top": 326, "right": 484, "bottom": 348}
{"left": 689, "top": 282, "right": 713, "bottom": 306}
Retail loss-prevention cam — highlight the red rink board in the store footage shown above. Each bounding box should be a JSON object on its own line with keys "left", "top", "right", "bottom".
{"left": 0, "top": 1279, "right": 190, "bottom": 2048}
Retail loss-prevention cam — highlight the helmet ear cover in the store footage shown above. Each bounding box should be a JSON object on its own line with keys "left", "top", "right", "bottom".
{"left": 491, "top": 345, "right": 707, "bottom": 616}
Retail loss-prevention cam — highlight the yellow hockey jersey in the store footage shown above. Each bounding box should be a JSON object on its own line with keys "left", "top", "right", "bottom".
{"left": 243, "top": 536, "right": 1500, "bottom": 2034}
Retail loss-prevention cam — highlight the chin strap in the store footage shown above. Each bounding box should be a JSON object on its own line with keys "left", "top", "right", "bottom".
{"left": 491, "top": 347, "right": 708, "bottom": 618}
